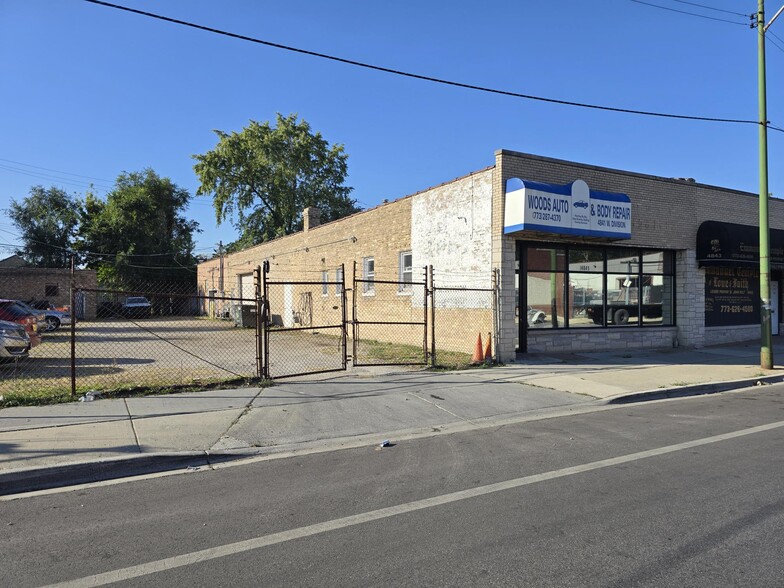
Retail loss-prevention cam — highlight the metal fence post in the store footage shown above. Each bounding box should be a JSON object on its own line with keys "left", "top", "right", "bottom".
{"left": 254, "top": 265, "right": 263, "bottom": 378}
{"left": 263, "top": 261, "right": 271, "bottom": 379}
{"left": 422, "top": 266, "right": 428, "bottom": 364}
{"left": 429, "top": 265, "right": 436, "bottom": 367}
{"left": 70, "top": 254, "right": 76, "bottom": 397}
{"left": 492, "top": 268, "right": 499, "bottom": 363}
{"left": 340, "top": 263, "right": 347, "bottom": 369}
{"left": 352, "top": 260, "right": 358, "bottom": 367}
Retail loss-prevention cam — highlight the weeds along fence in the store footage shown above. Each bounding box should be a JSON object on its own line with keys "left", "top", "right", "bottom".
{"left": 0, "top": 267, "right": 499, "bottom": 405}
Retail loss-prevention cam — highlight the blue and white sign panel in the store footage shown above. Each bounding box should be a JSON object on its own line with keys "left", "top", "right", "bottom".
{"left": 504, "top": 178, "right": 632, "bottom": 239}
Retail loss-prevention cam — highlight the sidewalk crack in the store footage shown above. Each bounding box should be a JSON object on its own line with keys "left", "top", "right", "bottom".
{"left": 209, "top": 387, "right": 267, "bottom": 449}
{"left": 124, "top": 398, "right": 142, "bottom": 453}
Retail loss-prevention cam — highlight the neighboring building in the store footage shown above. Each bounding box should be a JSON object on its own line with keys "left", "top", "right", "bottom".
{"left": 197, "top": 149, "right": 784, "bottom": 362}
{"left": 0, "top": 254, "right": 25, "bottom": 268}
{"left": 0, "top": 267, "right": 98, "bottom": 319}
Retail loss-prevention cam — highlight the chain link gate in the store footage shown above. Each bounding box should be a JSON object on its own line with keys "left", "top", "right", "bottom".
{"left": 260, "top": 262, "right": 348, "bottom": 379}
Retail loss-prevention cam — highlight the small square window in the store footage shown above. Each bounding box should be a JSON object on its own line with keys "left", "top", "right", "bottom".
{"left": 45, "top": 284, "right": 59, "bottom": 297}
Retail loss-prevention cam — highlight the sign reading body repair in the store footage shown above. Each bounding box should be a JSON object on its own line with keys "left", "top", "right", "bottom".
{"left": 504, "top": 178, "right": 632, "bottom": 239}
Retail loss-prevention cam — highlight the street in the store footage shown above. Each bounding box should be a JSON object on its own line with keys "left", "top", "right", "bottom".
{"left": 3, "top": 385, "right": 784, "bottom": 587}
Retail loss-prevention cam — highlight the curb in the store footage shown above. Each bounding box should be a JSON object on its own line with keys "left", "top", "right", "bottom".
{"left": 0, "top": 451, "right": 254, "bottom": 497}
{"left": 604, "top": 374, "right": 784, "bottom": 405}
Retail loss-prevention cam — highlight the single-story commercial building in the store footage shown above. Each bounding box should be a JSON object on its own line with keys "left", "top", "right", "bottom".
{"left": 197, "top": 149, "right": 782, "bottom": 362}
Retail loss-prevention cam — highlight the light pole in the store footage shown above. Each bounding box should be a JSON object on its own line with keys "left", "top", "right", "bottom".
{"left": 757, "top": 0, "right": 783, "bottom": 369}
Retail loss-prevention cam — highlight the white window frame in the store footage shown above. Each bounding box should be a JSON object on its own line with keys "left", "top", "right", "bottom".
{"left": 321, "top": 271, "right": 329, "bottom": 296}
{"left": 336, "top": 267, "right": 343, "bottom": 296}
{"left": 398, "top": 251, "right": 413, "bottom": 294}
{"left": 362, "top": 256, "right": 375, "bottom": 295}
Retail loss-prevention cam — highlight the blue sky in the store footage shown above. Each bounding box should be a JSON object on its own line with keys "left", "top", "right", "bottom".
{"left": 1, "top": 0, "right": 782, "bottom": 257}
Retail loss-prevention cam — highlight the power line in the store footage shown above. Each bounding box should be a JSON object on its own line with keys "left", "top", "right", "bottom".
{"left": 0, "top": 163, "right": 112, "bottom": 192}
{"left": 82, "top": 0, "right": 779, "bottom": 132}
{"left": 672, "top": 0, "right": 750, "bottom": 18}
{"left": 629, "top": 0, "right": 751, "bottom": 26}
{"left": 768, "top": 33, "right": 784, "bottom": 55}
{"left": 0, "top": 157, "right": 113, "bottom": 183}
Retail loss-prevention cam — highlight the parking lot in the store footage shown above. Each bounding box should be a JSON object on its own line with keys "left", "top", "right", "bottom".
{"left": 0, "top": 317, "right": 262, "bottom": 396}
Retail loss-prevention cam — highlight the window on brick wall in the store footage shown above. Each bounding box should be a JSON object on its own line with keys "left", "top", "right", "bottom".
{"left": 362, "top": 257, "right": 375, "bottom": 294}
{"left": 398, "top": 251, "right": 413, "bottom": 293}
{"left": 336, "top": 266, "right": 343, "bottom": 296}
{"left": 45, "top": 284, "right": 59, "bottom": 297}
{"left": 321, "top": 271, "right": 328, "bottom": 296}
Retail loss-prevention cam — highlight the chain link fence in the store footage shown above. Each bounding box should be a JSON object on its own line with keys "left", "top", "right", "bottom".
{"left": 1, "top": 266, "right": 499, "bottom": 404}
{"left": 1, "top": 280, "right": 262, "bottom": 406}
{"left": 431, "top": 269, "right": 498, "bottom": 368}
{"left": 352, "top": 263, "right": 428, "bottom": 366}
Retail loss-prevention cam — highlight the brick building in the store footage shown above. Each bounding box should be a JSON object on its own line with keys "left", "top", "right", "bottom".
{"left": 197, "top": 149, "right": 784, "bottom": 362}
{"left": 0, "top": 267, "right": 98, "bottom": 319}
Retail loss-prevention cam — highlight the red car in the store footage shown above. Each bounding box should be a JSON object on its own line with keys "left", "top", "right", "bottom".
{"left": 0, "top": 300, "right": 42, "bottom": 348}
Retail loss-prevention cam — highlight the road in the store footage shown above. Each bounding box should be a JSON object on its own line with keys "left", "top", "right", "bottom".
{"left": 3, "top": 385, "right": 784, "bottom": 587}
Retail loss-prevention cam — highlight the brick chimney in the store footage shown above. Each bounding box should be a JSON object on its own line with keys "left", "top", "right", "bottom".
{"left": 303, "top": 207, "right": 321, "bottom": 232}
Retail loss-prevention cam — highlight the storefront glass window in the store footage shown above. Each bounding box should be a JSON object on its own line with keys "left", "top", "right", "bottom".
{"left": 526, "top": 246, "right": 566, "bottom": 272}
{"left": 527, "top": 272, "right": 567, "bottom": 329}
{"left": 641, "top": 274, "right": 674, "bottom": 326}
{"left": 569, "top": 272, "right": 604, "bottom": 328}
{"left": 607, "top": 248, "right": 640, "bottom": 274}
{"left": 607, "top": 273, "right": 640, "bottom": 326}
{"left": 521, "top": 243, "right": 675, "bottom": 331}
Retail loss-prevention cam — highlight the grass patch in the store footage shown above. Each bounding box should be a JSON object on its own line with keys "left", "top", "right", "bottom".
{"left": 358, "top": 338, "right": 478, "bottom": 370}
{"left": 0, "top": 377, "right": 272, "bottom": 409}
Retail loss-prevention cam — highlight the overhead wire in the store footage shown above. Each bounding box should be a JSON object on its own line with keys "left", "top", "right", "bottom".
{"left": 671, "top": 0, "right": 751, "bottom": 18}
{"left": 0, "top": 157, "right": 114, "bottom": 184}
{"left": 629, "top": 0, "right": 751, "bottom": 26}
{"left": 81, "top": 0, "right": 781, "bottom": 133}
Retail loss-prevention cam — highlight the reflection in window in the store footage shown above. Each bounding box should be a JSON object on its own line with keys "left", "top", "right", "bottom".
{"left": 569, "top": 273, "right": 604, "bottom": 328}
{"left": 527, "top": 246, "right": 566, "bottom": 272}
{"left": 522, "top": 245, "right": 675, "bottom": 329}
{"left": 527, "top": 271, "right": 566, "bottom": 329}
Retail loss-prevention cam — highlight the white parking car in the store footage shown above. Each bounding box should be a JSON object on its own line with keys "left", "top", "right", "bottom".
{"left": 0, "top": 319, "right": 31, "bottom": 359}
{"left": 15, "top": 300, "right": 72, "bottom": 332}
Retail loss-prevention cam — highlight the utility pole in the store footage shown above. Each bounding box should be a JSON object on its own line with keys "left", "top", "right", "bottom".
{"left": 756, "top": 1, "right": 783, "bottom": 369}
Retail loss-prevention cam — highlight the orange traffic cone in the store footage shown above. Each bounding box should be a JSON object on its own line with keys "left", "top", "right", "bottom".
{"left": 471, "top": 333, "right": 484, "bottom": 364}
{"left": 484, "top": 333, "right": 492, "bottom": 364}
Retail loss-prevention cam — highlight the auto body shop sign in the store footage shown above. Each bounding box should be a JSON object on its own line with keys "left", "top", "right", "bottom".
{"left": 504, "top": 178, "right": 632, "bottom": 239}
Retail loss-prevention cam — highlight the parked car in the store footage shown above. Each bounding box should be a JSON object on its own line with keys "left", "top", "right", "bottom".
{"left": 0, "top": 300, "right": 42, "bottom": 347}
{"left": 527, "top": 306, "right": 546, "bottom": 326}
{"left": 121, "top": 296, "right": 152, "bottom": 318}
{"left": 15, "top": 300, "right": 71, "bottom": 332}
{"left": 28, "top": 299, "right": 71, "bottom": 314}
{"left": 0, "top": 319, "right": 32, "bottom": 360}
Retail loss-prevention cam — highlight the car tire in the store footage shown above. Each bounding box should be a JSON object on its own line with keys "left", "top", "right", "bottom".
{"left": 45, "top": 316, "right": 61, "bottom": 331}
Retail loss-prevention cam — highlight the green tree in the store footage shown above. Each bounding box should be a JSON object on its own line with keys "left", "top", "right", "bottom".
{"left": 80, "top": 169, "right": 199, "bottom": 287}
{"left": 7, "top": 186, "right": 82, "bottom": 268}
{"left": 193, "top": 113, "right": 359, "bottom": 248}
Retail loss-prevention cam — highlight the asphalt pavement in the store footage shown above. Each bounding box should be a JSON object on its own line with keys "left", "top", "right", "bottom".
{"left": 1, "top": 338, "right": 783, "bottom": 496}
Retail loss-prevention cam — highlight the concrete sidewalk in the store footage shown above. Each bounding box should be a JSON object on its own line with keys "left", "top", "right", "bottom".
{"left": 2, "top": 339, "right": 783, "bottom": 495}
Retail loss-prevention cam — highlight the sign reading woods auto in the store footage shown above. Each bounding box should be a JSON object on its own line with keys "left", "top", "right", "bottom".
{"left": 503, "top": 178, "right": 632, "bottom": 239}
{"left": 704, "top": 266, "right": 760, "bottom": 327}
